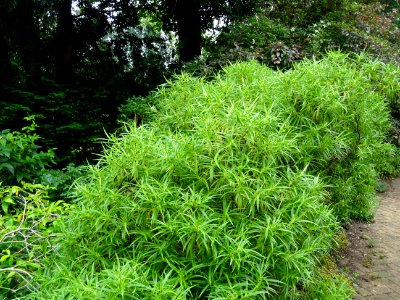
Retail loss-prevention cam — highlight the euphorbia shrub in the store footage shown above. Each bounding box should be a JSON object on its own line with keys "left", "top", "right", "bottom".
{"left": 32, "top": 52, "right": 398, "bottom": 299}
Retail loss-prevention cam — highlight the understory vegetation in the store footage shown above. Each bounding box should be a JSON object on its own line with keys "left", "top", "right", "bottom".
{"left": 0, "top": 118, "right": 83, "bottom": 299}
{"left": 28, "top": 53, "right": 400, "bottom": 299}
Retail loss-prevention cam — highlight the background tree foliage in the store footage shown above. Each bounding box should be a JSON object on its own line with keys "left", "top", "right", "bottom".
{"left": 0, "top": 0, "right": 172, "bottom": 164}
{"left": 0, "top": 0, "right": 270, "bottom": 165}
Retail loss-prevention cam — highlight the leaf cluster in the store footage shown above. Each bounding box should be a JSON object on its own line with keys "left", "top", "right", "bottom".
{"left": 32, "top": 52, "right": 398, "bottom": 299}
{"left": 0, "top": 117, "right": 55, "bottom": 185}
{"left": 0, "top": 182, "right": 70, "bottom": 299}
{"left": 266, "top": 0, "right": 348, "bottom": 26}
{"left": 307, "top": 2, "right": 400, "bottom": 64}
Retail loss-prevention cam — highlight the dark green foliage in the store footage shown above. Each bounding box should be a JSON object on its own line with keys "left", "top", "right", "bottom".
{"left": 194, "top": 15, "right": 301, "bottom": 75}
{"left": 307, "top": 2, "right": 400, "bottom": 63}
{"left": 118, "top": 95, "right": 159, "bottom": 126}
{"left": 266, "top": 0, "right": 348, "bottom": 26}
{"left": 143, "top": 0, "right": 265, "bottom": 62}
{"left": 1, "top": 85, "right": 118, "bottom": 164}
{"left": 31, "top": 53, "right": 397, "bottom": 299}
{"left": 0, "top": 0, "right": 173, "bottom": 165}
{"left": 39, "top": 164, "right": 87, "bottom": 200}
{"left": 0, "top": 117, "right": 55, "bottom": 185}
{"left": 189, "top": 2, "right": 400, "bottom": 76}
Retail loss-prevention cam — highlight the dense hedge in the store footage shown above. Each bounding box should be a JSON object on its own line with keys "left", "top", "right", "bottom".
{"left": 32, "top": 52, "right": 399, "bottom": 299}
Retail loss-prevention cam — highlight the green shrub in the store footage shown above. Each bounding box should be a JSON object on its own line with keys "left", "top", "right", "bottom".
{"left": 0, "top": 116, "right": 55, "bottom": 185}
{"left": 39, "top": 164, "right": 87, "bottom": 200}
{"left": 0, "top": 182, "right": 69, "bottom": 298}
{"left": 0, "top": 118, "right": 79, "bottom": 298}
{"left": 118, "top": 95, "right": 159, "bottom": 126}
{"left": 0, "top": 117, "right": 87, "bottom": 201}
{"left": 32, "top": 52, "right": 397, "bottom": 299}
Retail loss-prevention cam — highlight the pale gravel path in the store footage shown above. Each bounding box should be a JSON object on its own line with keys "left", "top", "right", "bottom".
{"left": 339, "top": 178, "right": 400, "bottom": 300}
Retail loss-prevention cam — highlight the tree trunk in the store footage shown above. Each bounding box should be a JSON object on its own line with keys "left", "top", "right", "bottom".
{"left": 175, "top": 0, "right": 202, "bottom": 63}
{"left": 16, "top": 0, "right": 40, "bottom": 85}
{"left": 54, "top": 0, "right": 74, "bottom": 82}
{"left": 0, "top": 23, "right": 11, "bottom": 87}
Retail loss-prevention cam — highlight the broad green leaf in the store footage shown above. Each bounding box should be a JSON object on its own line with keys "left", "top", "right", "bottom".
{"left": 0, "top": 163, "right": 14, "bottom": 175}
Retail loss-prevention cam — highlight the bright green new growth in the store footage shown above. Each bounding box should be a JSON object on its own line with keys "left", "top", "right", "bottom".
{"left": 33, "top": 52, "right": 398, "bottom": 299}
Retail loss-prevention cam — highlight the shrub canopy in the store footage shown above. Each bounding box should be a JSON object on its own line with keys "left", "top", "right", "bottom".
{"left": 33, "top": 52, "right": 399, "bottom": 299}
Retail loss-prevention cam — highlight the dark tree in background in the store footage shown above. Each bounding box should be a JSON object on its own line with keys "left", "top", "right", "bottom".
{"left": 0, "top": 0, "right": 266, "bottom": 166}
{"left": 0, "top": 0, "right": 40, "bottom": 86}
{"left": 143, "top": 0, "right": 264, "bottom": 62}
{"left": 5, "top": 0, "right": 391, "bottom": 166}
{"left": 0, "top": 0, "right": 172, "bottom": 165}
{"left": 175, "top": 0, "right": 202, "bottom": 62}
{"left": 0, "top": 4, "right": 12, "bottom": 89}
{"left": 54, "top": 0, "right": 74, "bottom": 82}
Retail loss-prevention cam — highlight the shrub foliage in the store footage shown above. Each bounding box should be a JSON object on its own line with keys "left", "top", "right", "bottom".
{"left": 0, "top": 120, "right": 78, "bottom": 298}
{"left": 0, "top": 183, "right": 69, "bottom": 298}
{"left": 32, "top": 52, "right": 398, "bottom": 299}
{"left": 0, "top": 116, "right": 55, "bottom": 186}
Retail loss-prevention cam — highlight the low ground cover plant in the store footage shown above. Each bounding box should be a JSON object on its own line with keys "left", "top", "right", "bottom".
{"left": 0, "top": 120, "right": 79, "bottom": 298}
{"left": 0, "top": 183, "right": 69, "bottom": 299}
{"left": 32, "top": 52, "right": 399, "bottom": 299}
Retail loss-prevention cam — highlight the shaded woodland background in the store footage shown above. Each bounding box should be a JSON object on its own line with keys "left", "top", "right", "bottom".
{"left": 1, "top": 0, "right": 400, "bottom": 166}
